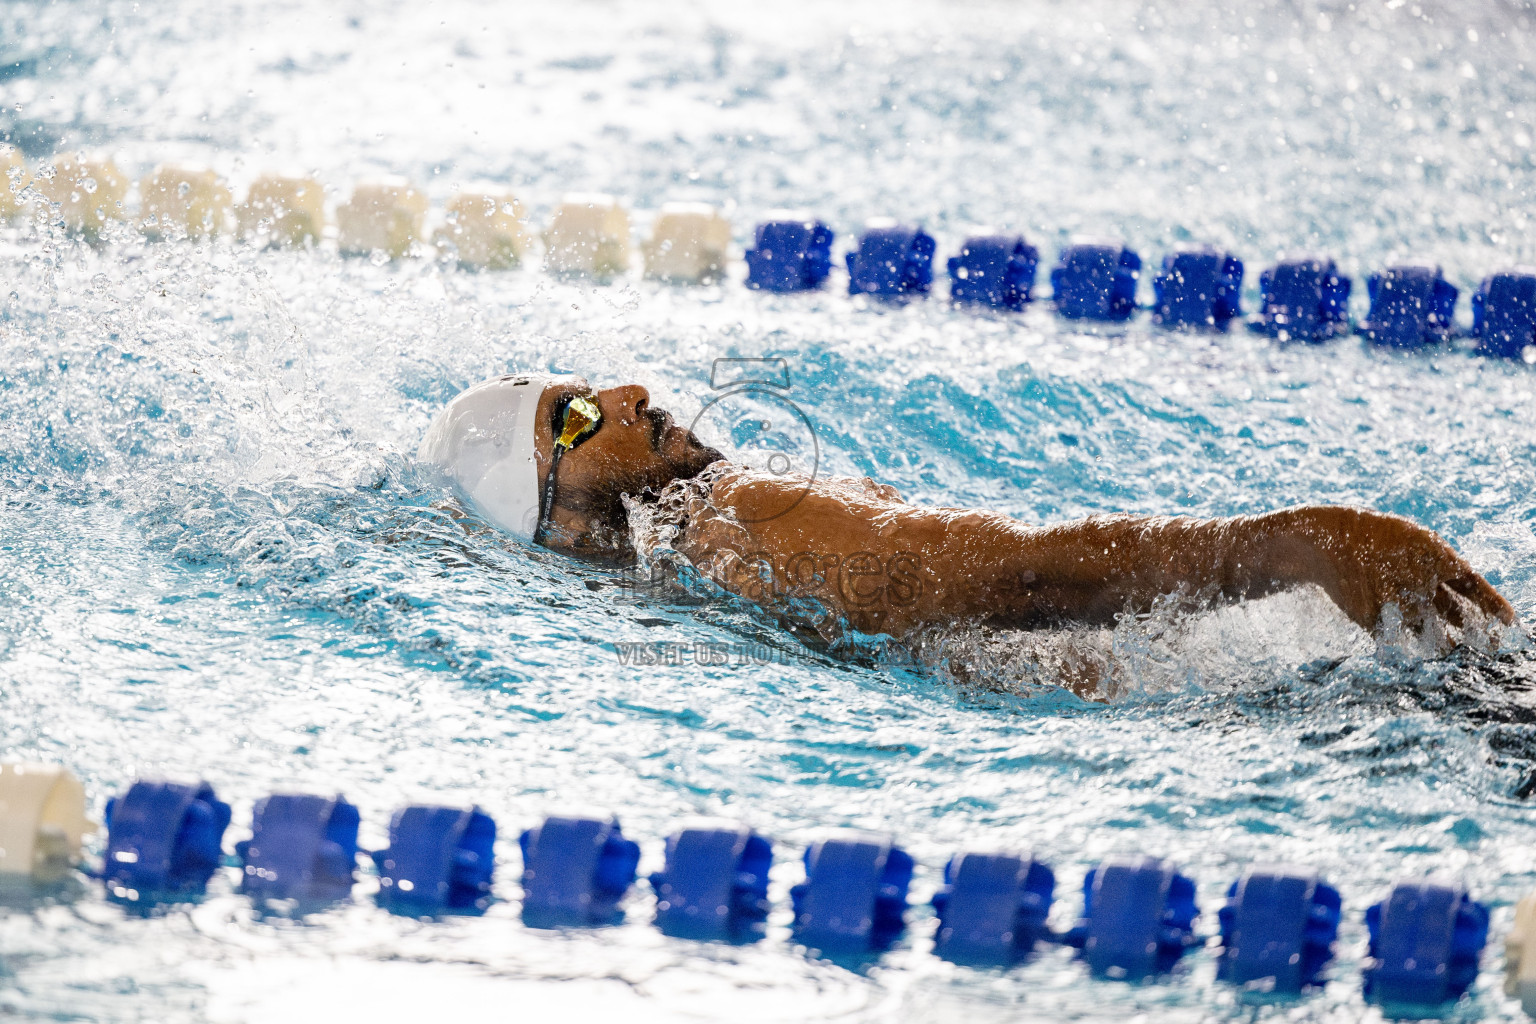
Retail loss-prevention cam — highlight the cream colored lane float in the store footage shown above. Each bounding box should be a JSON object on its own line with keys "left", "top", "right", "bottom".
{"left": 1506, "top": 894, "right": 1536, "bottom": 1017}
{"left": 140, "top": 164, "right": 233, "bottom": 239}
{"left": 14, "top": 154, "right": 732, "bottom": 287}
{"left": 34, "top": 154, "right": 128, "bottom": 240}
{"left": 642, "top": 201, "right": 731, "bottom": 284}
{"left": 1, "top": 144, "right": 30, "bottom": 220}
{"left": 336, "top": 176, "right": 428, "bottom": 260}
{"left": 238, "top": 173, "right": 327, "bottom": 248}
{"left": 435, "top": 186, "right": 530, "bottom": 269}
{"left": 543, "top": 192, "right": 630, "bottom": 280}
{"left": 0, "top": 762, "right": 95, "bottom": 885}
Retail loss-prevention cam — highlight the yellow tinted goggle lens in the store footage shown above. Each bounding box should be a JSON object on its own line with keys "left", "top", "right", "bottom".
{"left": 556, "top": 395, "right": 602, "bottom": 450}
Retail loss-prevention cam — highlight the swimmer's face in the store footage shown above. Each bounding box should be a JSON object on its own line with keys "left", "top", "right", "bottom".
{"left": 532, "top": 379, "right": 723, "bottom": 560}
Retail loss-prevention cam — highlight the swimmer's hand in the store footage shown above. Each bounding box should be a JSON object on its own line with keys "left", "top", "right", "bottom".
{"left": 1256, "top": 507, "right": 1516, "bottom": 635}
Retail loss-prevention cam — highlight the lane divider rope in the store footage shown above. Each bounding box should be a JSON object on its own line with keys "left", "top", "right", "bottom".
{"left": 0, "top": 766, "right": 1517, "bottom": 1013}
{"left": 3, "top": 149, "right": 1532, "bottom": 359}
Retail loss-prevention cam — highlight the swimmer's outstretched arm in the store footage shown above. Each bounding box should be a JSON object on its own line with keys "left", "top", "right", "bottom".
{"left": 967, "top": 505, "right": 1516, "bottom": 635}
{"left": 690, "top": 472, "right": 1515, "bottom": 637}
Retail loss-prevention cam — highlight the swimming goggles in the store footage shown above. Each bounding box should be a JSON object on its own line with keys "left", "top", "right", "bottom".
{"left": 532, "top": 393, "right": 603, "bottom": 542}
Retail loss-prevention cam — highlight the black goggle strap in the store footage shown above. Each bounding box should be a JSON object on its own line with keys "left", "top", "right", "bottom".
{"left": 532, "top": 396, "right": 601, "bottom": 545}
{"left": 531, "top": 444, "right": 566, "bottom": 545}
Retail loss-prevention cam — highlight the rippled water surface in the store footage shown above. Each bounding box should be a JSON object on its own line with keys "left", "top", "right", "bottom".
{"left": 3, "top": 0, "right": 1536, "bottom": 1020}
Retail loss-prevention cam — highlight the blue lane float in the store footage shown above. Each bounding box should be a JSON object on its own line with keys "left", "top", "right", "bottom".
{"left": 1359, "top": 264, "right": 1459, "bottom": 349}
{"left": 1050, "top": 240, "right": 1141, "bottom": 321}
{"left": 1363, "top": 878, "right": 1489, "bottom": 1009}
{"left": 1065, "top": 856, "right": 1199, "bottom": 979}
{"left": 931, "top": 851, "right": 1055, "bottom": 966}
{"left": 744, "top": 215, "right": 834, "bottom": 292}
{"left": 102, "top": 779, "right": 230, "bottom": 903}
{"left": 1216, "top": 867, "right": 1340, "bottom": 993}
{"left": 947, "top": 235, "right": 1040, "bottom": 310}
{"left": 648, "top": 823, "right": 772, "bottom": 942}
{"left": 1253, "top": 256, "right": 1352, "bottom": 342}
{"left": 371, "top": 804, "right": 495, "bottom": 914}
{"left": 28, "top": 760, "right": 1529, "bottom": 1006}
{"left": 845, "top": 221, "right": 936, "bottom": 298}
{"left": 234, "top": 793, "right": 359, "bottom": 904}
{"left": 790, "top": 834, "right": 912, "bottom": 953}
{"left": 1472, "top": 268, "right": 1536, "bottom": 359}
{"left": 518, "top": 815, "right": 641, "bottom": 927}
{"left": 1151, "top": 248, "right": 1244, "bottom": 329}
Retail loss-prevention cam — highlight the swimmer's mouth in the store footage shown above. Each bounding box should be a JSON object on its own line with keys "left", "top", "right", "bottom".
{"left": 650, "top": 406, "right": 723, "bottom": 465}
{"left": 649, "top": 407, "right": 672, "bottom": 448}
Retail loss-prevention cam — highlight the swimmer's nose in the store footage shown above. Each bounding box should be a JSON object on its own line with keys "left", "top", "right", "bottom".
{"left": 597, "top": 383, "right": 651, "bottom": 427}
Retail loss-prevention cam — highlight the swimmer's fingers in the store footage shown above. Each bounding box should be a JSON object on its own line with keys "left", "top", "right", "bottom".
{"left": 1432, "top": 581, "right": 1468, "bottom": 631}
{"left": 1420, "top": 539, "right": 1516, "bottom": 631}
{"left": 1442, "top": 568, "right": 1517, "bottom": 626}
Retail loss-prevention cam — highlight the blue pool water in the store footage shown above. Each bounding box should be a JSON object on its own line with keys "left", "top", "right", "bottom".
{"left": 3, "top": 0, "right": 1536, "bottom": 1020}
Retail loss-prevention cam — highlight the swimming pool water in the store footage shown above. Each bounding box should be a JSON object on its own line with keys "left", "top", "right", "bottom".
{"left": 2, "top": 0, "right": 1536, "bottom": 1020}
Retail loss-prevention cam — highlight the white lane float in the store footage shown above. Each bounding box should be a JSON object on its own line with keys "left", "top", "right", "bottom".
{"left": 35, "top": 154, "right": 128, "bottom": 239}
{"left": 543, "top": 192, "right": 630, "bottom": 280}
{"left": 642, "top": 201, "right": 731, "bottom": 284}
{"left": 1, "top": 144, "right": 30, "bottom": 221}
{"left": 336, "top": 176, "right": 428, "bottom": 260}
{"left": 1506, "top": 893, "right": 1536, "bottom": 1017}
{"left": 238, "top": 173, "right": 327, "bottom": 248}
{"left": 139, "top": 164, "right": 233, "bottom": 239}
{"left": 435, "top": 186, "right": 530, "bottom": 269}
{"left": 0, "top": 762, "right": 95, "bottom": 885}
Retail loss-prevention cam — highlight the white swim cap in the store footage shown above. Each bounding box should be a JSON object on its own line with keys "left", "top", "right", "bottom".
{"left": 416, "top": 374, "right": 583, "bottom": 543}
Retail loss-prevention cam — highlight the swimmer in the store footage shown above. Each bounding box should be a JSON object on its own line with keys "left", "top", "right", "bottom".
{"left": 419, "top": 375, "right": 1516, "bottom": 649}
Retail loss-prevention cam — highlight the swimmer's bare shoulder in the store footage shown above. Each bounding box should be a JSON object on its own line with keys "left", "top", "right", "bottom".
{"left": 677, "top": 467, "right": 1516, "bottom": 643}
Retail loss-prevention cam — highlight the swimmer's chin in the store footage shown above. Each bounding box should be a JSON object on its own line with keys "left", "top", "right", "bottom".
{"left": 676, "top": 449, "right": 727, "bottom": 480}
